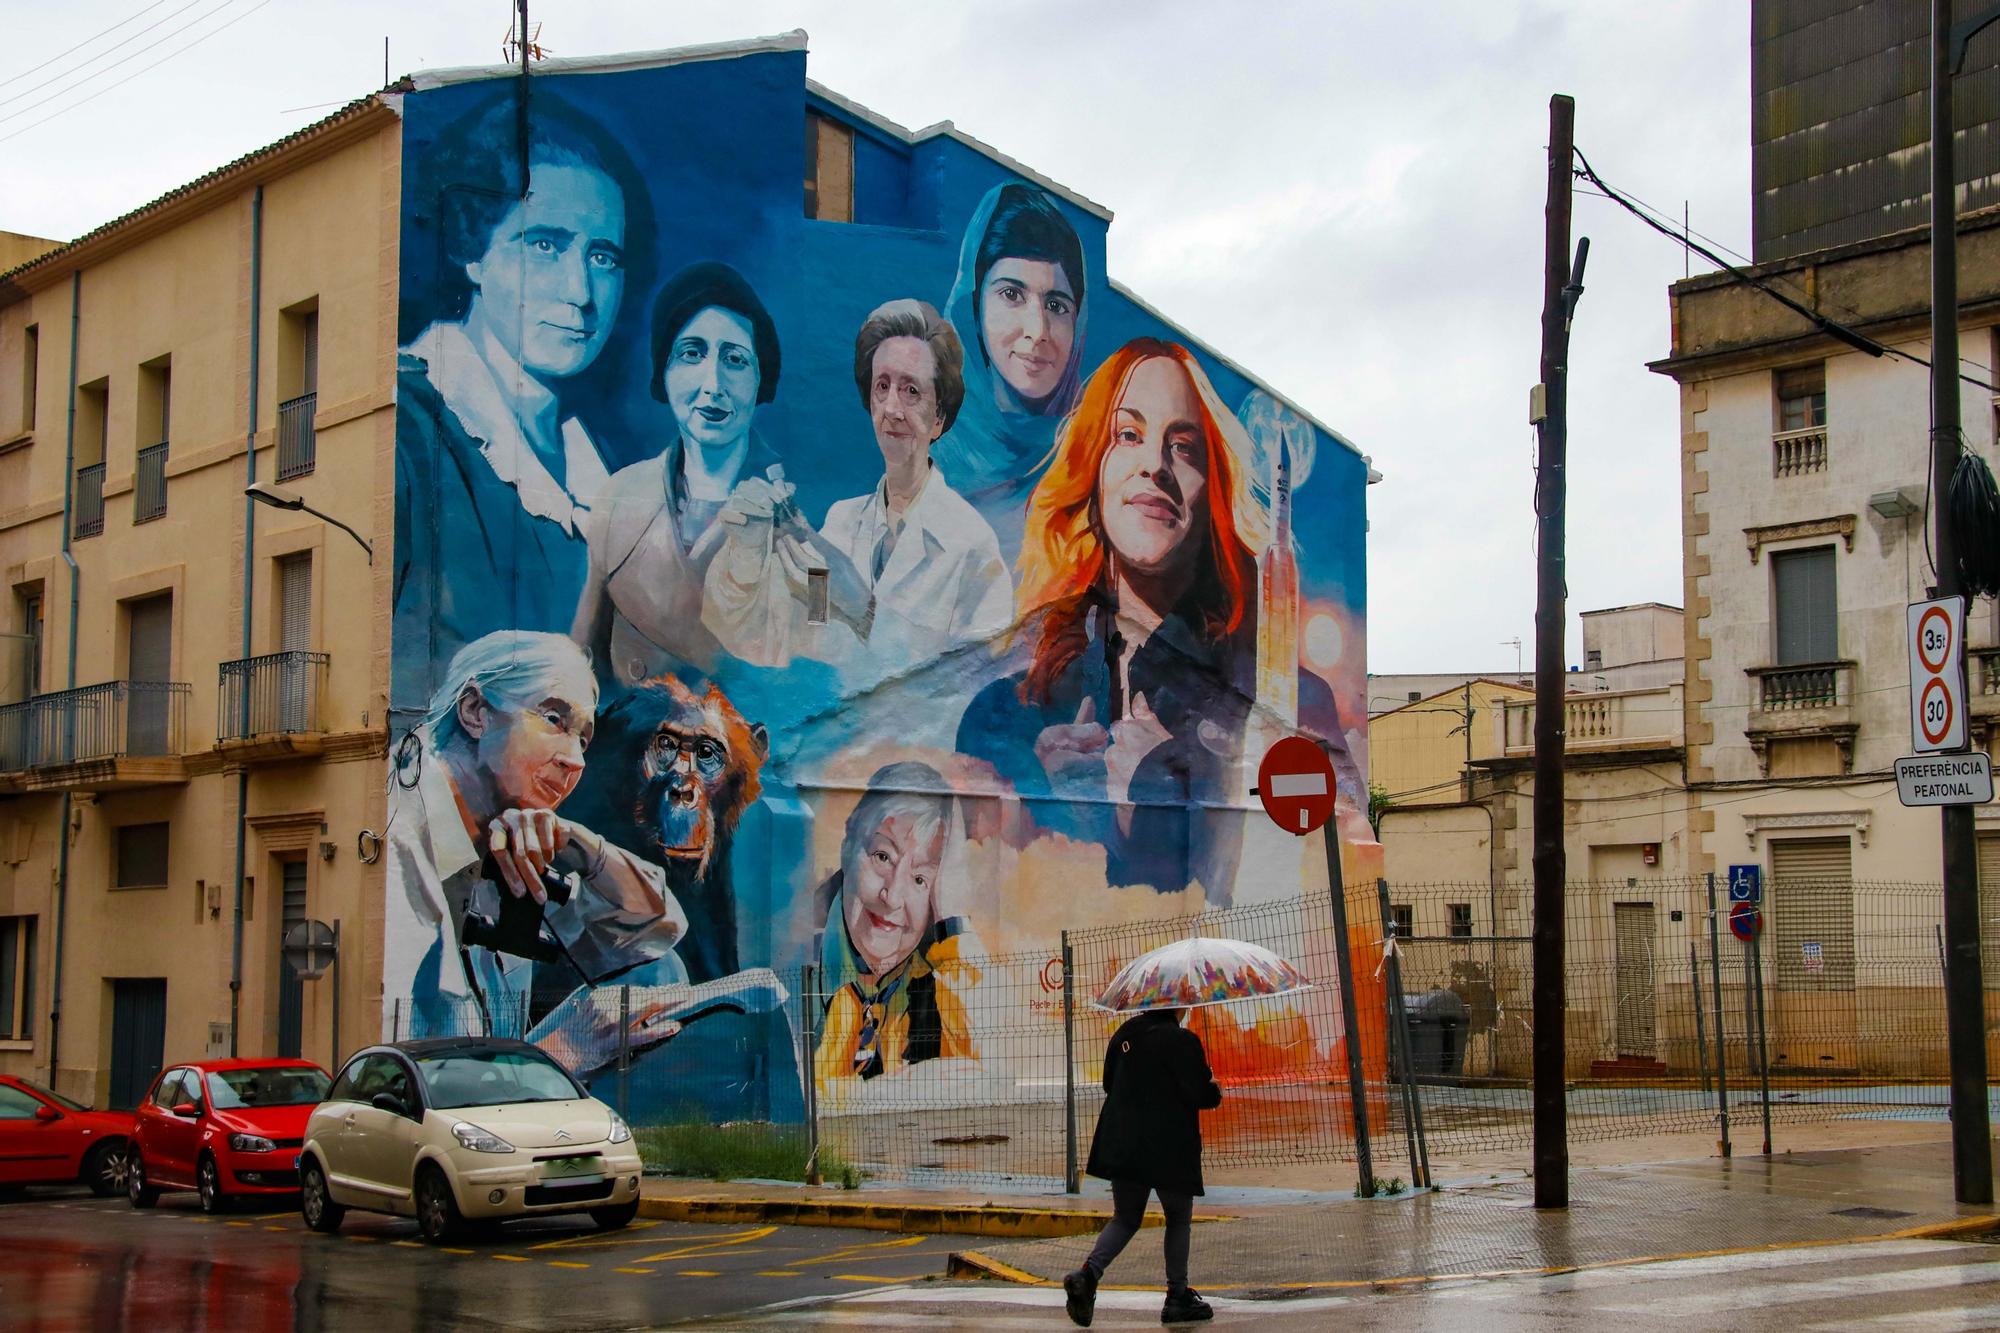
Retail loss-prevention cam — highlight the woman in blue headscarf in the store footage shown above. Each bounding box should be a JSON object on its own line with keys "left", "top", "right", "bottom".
{"left": 937, "top": 182, "right": 1089, "bottom": 558}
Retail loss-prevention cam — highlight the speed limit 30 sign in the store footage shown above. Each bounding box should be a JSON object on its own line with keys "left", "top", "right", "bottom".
{"left": 1908, "top": 596, "right": 1967, "bottom": 753}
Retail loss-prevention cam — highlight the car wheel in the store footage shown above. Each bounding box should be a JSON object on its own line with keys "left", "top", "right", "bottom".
{"left": 588, "top": 1199, "right": 640, "bottom": 1231}
{"left": 127, "top": 1155, "right": 159, "bottom": 1209}
{"left": 197, "top": 1154, "right": 228, "bottom": 1215}
{"left": 299, "top": 1158, "right": 345, "bottom": 1234}
{"left": 83, "top": 1141, "right": 129, "bottom": 1198}
{"left": 414, "top": 1165, "right": 462, "bottom": 1244}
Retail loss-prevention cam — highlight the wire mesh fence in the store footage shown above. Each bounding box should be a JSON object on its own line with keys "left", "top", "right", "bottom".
{"left": 377, "top": 873, "right": 1982, "bottom": 1192}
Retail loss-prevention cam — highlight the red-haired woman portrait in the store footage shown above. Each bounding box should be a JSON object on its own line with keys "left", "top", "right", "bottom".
{"left": 956, "top": 338, "right": 1352, "bottom": 894}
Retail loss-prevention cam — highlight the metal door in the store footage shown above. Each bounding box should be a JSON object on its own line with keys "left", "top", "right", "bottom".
{"left": 278, "top": 553, "right": 311, "bottom": 731}
{"left": 108, "top": 979, "right": 167, "bottom": 1110}
{"left": 1769, "top": 836, "right": 1856, "bottom": 1070}
{"left": 277, "top": 860, "right": 307, "bottom": 1058}
{"left": 124, "top": 595, "right": 172, "bottom": 755}
{"left": 1613, "top": 902, "right": 1657, "bottom": 1057}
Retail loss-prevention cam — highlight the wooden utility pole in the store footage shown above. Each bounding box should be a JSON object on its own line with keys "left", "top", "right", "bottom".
{"left": 1931, "top": 0, "right": 1994, "bottom": 1206}
{"left": 1532, "top": 93, "right": 1584, "bottom": 1211}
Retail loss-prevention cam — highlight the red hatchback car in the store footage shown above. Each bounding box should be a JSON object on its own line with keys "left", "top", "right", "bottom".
{"left": 128, "top": 1059, "right": 331, "bottom": 1213}
{"left": 0, "top": 1074, "right": 134, "bottom": 1196}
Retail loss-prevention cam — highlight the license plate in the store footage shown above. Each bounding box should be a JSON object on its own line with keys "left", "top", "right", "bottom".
{"left": 540, "top": 1155, "right": 601, "bottom": 1180}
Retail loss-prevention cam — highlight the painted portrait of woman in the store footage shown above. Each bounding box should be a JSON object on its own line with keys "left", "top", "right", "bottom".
{"left": 393, "top": 91, "right": 653, "bottom": 693}
{"left": 811, "top": 761, "right": 982, "bottom": 1087}
{"left": 936, "top": 182, "right": 1089, "bottom": 556}
{"left": 956, "top": 338, "right": 1356, "bottom": 894}
{"left": 572, "top": 260, "right": 783, "bottom": 684}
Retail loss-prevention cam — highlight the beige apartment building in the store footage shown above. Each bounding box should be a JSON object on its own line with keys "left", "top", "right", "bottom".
{"left": 0, "top": 98, "right": 401, "bottom": 1108}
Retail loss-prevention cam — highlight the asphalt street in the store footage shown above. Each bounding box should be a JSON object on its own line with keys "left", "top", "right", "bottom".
{"left": 0, "top": 1186, "right": 962, "bottom": 1331}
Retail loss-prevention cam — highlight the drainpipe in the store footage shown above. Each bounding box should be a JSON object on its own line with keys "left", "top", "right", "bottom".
{"left": 48, "top": 271, "right": 81, "bottom": 1092}
{"left": 230, "top": 186, "right": 263, "bottom": 1057}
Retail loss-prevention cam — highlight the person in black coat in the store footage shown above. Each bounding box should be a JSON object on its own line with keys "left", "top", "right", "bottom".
{"left": 1064, "top": 1007, "right": 1223, "bottom": 1327}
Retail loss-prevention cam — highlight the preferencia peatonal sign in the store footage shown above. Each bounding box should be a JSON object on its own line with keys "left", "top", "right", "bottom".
{"left": 1893, "top": 753, "right": 1994, "bottom": 808}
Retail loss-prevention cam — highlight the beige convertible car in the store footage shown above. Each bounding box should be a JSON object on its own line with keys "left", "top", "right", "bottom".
{"left": 298, "top": 1036, "right": 644, "bottom": 1242}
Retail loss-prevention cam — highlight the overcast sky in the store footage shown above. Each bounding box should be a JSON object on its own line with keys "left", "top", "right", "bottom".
{"left": 1, "top": 0, "right": 1750, "bottom": 674}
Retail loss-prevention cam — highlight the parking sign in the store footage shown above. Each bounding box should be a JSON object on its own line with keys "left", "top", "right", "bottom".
{"left": 1728, "top": 864, "right": 1762, "bottom": 904}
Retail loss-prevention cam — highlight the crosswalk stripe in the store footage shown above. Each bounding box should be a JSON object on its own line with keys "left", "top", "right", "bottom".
{"left": 1810, "top": 1301, "right": 2000, "bottom": 1330}
{"left": 1598, "top": 1259, "right": 2000, "bottom": 1317}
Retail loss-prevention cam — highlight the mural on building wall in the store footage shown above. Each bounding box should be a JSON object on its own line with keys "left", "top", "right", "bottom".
{"left": 384, "top": 56, "right": 1372, "bottom": 1123}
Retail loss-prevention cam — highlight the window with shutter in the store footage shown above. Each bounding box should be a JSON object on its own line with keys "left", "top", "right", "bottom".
{"left": 1770, "top": 836, "right": 1853, "bottom": 990}
{"left": 1773, "top": 547, "right": 1837, "bottom": 664}
{"left": 279, "top": 553, "right": 311, "bottom": 653}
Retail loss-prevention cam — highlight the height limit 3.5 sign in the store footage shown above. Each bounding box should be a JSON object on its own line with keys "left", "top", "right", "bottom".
{"left": 1908, "top": 596, "right": 1967, "bottom": 753}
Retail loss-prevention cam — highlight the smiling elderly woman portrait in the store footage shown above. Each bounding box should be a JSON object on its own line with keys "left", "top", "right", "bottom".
{"left": 572, "top": 260, "right": 784, "bottom": 683}
{"left": 811, "top": 762, "right": 981, "bottom": 1085}
{"left": 394, "top": 91, "right": 652, "bottom": 688}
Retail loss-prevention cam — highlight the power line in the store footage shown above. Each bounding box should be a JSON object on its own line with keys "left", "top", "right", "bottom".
{"left": 1, "top": 1, "right": 168, "bottom": 87}
{"left": 0, "top": 0, "right": 272, "bottom": 147}
{"left": 0, "top": 0, "right": 211, "bottom": 112}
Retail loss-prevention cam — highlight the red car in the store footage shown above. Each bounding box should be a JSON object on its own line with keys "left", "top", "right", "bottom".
{"left": 0, "top": 1074, "right": 134, "bottom": 1196}
{"left": 127, "top": 1058, "right": 331, "bottom": 1213}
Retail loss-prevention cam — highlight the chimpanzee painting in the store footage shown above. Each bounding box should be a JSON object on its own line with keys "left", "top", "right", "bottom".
{"left": 384, "top": 43, "right": 1372, "bottom": 1129}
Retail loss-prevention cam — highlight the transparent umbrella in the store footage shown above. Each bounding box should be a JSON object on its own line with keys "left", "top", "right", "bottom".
{"left": 1092, "top": 935, "right": 1313, "bottom": 1013}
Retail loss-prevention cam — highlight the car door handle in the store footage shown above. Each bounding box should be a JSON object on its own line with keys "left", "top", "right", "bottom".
{"left": 344, "top": 1114, "right": 356, "bottom": 1127}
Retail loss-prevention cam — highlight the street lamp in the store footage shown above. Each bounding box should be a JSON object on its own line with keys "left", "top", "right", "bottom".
{"left": 245, "top": 481, "right": 373, "bottom": 563}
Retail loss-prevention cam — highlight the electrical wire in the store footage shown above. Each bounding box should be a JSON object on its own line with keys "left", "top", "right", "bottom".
{"left": 0, "top": 1, "right": 168, "bottom": 87}
{"left": 0, "top": 0, "right": 272, "bottom": 147}
{"left": 1574, "top": 147, "right": 2000, "bottom": 395}
{"left": 0, "top": 0, "right": 212, "bottom": 112}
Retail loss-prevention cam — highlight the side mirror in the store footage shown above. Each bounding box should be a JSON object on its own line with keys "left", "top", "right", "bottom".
{"left": 33, "top": 1103, "right": 59, "bottom": 1122}
{"left": 370, "top": 1092, "right": 407, "bottom": 1116}
{"left": 171, "top": 1102, "right": 200, "bottom": 1119}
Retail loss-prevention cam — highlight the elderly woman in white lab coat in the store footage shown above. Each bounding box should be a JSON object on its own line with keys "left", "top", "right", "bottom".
{"left": 704, "top": 299, "right": 1011, "bottom": 681}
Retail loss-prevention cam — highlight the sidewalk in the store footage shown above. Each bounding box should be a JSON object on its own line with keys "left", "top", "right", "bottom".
{"left": 951, "top": 1139, "right": 2000, "bottom": 1290}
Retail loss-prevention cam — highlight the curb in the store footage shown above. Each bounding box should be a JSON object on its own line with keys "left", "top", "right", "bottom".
{"left": 940, "top": 1213, "right": 2000, "bottom": 1290}
{"left": 637, "top": 1195, "right": 1235, "bottom": 1239}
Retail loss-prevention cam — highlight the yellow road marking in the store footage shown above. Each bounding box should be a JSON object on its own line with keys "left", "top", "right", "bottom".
{"left": 545, "top": 1260, "right": 590, "bottom": 1270}
{"left": 344, "top": 1234, "right": 376, "bottom": 1242}
{"left": 675, "top": 1270, "right": 719, "bottom": 1277}
{"left": 264, "top": 1226, "right": 288, "bottom": 1232}
{"left": 614, "top": 1267, "right": 656, "bottom": 1275}
{"left": 441, "top": 1247, "right": 475, "bottom": 1255}
{"left": 225, "top": 1221, "right": 252, "bottom": 1228}
{"left": 391, "top": 1240, "right": 424, "bottom": 1248}
{"left": 757, "top": 1270, "right": 801, "bottom": 1277}
{"left": 493, "top": 1254, "right": 530, "bottom": 1263}
{"left": 791, "top": 1235, "right": 928, "bottom": 1267}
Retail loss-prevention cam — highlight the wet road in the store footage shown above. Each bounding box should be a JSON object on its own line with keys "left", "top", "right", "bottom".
{"left": 0, "top": 1187, "right": 961, "bottom": 1331}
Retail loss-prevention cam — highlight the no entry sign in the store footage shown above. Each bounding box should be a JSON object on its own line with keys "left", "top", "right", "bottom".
{"left": 1256, "top": 736, "right": 1337, "bottom": 836}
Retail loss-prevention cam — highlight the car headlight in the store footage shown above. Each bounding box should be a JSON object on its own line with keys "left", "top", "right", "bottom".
{"left": 606, "top": 1112, "right": 631, "bottom": 1145}
{"left": 229, "top": 1134, "right": 278, "bottom": 1154}
{"left": 451, "top": 1121, "right": 515, "bottom": 1154}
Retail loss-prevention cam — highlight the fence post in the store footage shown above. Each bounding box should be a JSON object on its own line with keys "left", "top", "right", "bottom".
{"left": 1062, "top": 932, "right": 1080, "bottom": 1194}
{"left": 1705, "top": 871, "right": 1731, "bottom": 1158}
{"left": 1376, "top": 878, "right": 1431, "bottom": 1190}
{"left": 617, "top": 984, "right": 631, "bottom": 1126}
{"left": 1323, "top": 826, "right": 1374, "bottom": 1196}
{"left": 800, "top": 962, "right": 822, "bottom": 1187}
{"left": 1750, "top": 931, "right": 1772, "bottom": 1155}
{"left": 391, "top": 998, "right": 401, "bottom": 1044}
{"left": 1690, "top": 943, "right": 1710, "bottom": 1095}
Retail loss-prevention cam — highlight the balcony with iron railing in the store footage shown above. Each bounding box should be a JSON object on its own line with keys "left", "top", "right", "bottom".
{"left": 73, "top": 462, "right": 105, "bottom": 538}
{"left": 1500, "top": 683, "right": 1685, "bottom": 756}
{"left": 277, "top": 393, "right": 316, "bottom": 481}
{"left": 217, "top": 651, "right": 329, "bottom": 761}
{"left": 0, "top": 680, "right": 192, "bottom": 792}
{"left": 133, "top": 442, "right": 168, "bottom": 522}
{"left": 1744, "top": 660, "right": 1858, "bottom": 770}
{"left": 1773, "top": 425, "right": 1828, "bottom": 478}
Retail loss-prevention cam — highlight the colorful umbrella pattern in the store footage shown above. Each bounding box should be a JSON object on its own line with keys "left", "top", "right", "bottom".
{"left": 1092, "top": 936, "right": 1313, "bottom": 1013}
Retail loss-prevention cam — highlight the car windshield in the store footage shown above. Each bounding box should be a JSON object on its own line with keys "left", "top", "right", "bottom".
{"left": 206, "top": 1067, "right": 331, "bottom": 1109}
{"left": 414, "top": 1049, "right": 583, "bottom": 1110}
{"left": 14, "top": 1079, "right": 89, "bottom": 1113}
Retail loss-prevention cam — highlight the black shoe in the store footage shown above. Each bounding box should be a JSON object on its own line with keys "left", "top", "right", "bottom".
{"left": 1063, "top": 1268, "right": 1098, "bottom": 1327}
{"left": 1160, "top": 1287, "right": 1213, "bottom": 1324}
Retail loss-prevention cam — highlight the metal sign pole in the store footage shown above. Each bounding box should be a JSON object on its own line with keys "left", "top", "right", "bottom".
{"left": 1690, "top": 942, "right": 1709, "bottom": 1095}
{"left": 1750, "top": 930, "right": 1772, "bottom": 1155}
{"left": 1706, "top": 872, "right": 1731, "bottom": 1158}
{"left": 1324, "top": 825, "right": 1373, "bottom": 1196}
{"left": 330, "top": 920, "right": 341, "bottom": 1070}
{"left": 1377, "top": 878, "right": 1430, "bottom": 1190}
{"left": 1062, "top": 934, "right": 1079, "bottom": 1195}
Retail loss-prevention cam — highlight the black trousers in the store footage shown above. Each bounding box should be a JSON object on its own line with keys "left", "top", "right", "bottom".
{"left": 1082, "top": 1178, "right": 1193, "bottom": 1291}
